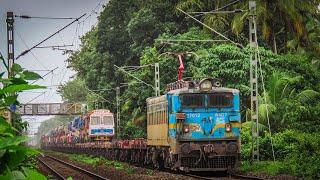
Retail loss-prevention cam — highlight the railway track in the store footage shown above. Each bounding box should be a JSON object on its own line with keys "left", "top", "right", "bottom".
{"left": 37, "top": 154, "right": 108, "bottom": 180}
{"left": 41, "top": 151, "right": 264, "bottom": 180}
{"left": 183, "top": 173, "right": 265, "bottom": 180}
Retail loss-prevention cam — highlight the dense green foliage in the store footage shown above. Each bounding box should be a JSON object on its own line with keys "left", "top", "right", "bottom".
{"left": 241, "top": 122, "right": 320, "bottom": 179}
{"left": 0, "top": 63, "right": 46, "bottom": 179}
{"left": 58, "top": 0, "right": 320, "bottom": 178}
{"left": 59, "top": 78, "right": 88, "bottom": 103}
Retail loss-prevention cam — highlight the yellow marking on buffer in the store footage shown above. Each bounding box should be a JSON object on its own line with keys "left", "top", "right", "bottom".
{"left": 169, "top": 123, "right": 175, "bottom": 129}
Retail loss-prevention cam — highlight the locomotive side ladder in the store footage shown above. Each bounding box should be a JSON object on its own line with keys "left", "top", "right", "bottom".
{"left": 249, "top": 1, "right": 259, "bottom": 161}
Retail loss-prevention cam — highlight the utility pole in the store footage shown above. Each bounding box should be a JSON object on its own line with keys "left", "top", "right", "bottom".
{"left": 6, "top": 12, "right": 14, "bottom": 77}
{"left": 249, "top": 1, "right": 259, "bottom": 161}
{"left": 6, "top": 12, "right": 15, "bottom": 124}
{"left": 154, "top": 63, "right": 160, "bottom": 96}
{"left": 116, "top": 87, "right": 120, "bottom": 138}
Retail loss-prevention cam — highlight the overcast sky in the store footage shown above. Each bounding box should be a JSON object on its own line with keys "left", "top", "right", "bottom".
{"left": 0, "top": 0, "right": 106, "bottom": 134}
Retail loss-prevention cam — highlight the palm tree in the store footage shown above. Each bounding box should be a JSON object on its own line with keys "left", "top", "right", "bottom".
{"left": 232, "top": 0, "right": 320, "bottom": 53}
{"left": 177, "top": 0, "right": 320, "bottom": 54}
{"left": 258, "top": 71, "right": 319, "bottom": 129}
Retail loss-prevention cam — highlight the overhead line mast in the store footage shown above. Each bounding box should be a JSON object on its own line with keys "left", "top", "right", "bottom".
{"left": 248, "top": 1, "right": 259, "bottom": 161}
{"left": 6, "top": 12, "right": 14, "bottom": 77}
{"left": 6, "top": 12, "right": 15, "bottom": 124}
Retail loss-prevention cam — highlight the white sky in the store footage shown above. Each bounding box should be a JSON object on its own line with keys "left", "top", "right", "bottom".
{"left": 0, "top": 0, "right": 106, "bottom": 134}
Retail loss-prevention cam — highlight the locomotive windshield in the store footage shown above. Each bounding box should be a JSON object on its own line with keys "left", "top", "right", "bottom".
{"left": 181, "top": 94, "right": 204, "bottom": 107}
{"left": 208, "top": 93, "right": 233, "bottom": 107}
{"left": 181, "top": 93, "right": 233, "bottom": 108}
{"left": 102, "top": 116, "right": 114, "bottom": 125}
{"left": 90, "top": 116, "right": 100, "bottom": 125}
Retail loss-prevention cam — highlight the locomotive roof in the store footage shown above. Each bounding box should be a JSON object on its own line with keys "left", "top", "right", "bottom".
{"left": 168, "top": 86, "right": 239, "bottom": 95}
{"left": 146, "top": 87, "right": 239, "bottom": 104}
{"left": 90, "top": 109, "right": 113, "bottom": 116}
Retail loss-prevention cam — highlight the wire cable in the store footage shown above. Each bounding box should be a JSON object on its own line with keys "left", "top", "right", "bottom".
{"left": 31, "top": 67, "right": 58, "bottom": 84}
{"left": 15, "top": 15, "right": 77, "bottom": 20}
{"left": 194, "top": 0, "right": 243, "bottom": 17}
{"left": 257, "top": 46, "right": 276, "bottom": 162}
{"left": 177, "top": 8, "right": 243, "bottom": 48}
{"left": 16, "top": 13, "right": 86, "bottom": 60}
{"left": 24, "top": 92, "right": 46, "bottom": 104}
{"left": 189, "top": 9, "right": 246, "bottom": 14}
{"left": 16, "top": 31, "right": 49, "bottom": 70}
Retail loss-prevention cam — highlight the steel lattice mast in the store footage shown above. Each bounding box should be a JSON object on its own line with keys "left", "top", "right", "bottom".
{"left": 249, "top": 1, "right": 259, "bottom": 161}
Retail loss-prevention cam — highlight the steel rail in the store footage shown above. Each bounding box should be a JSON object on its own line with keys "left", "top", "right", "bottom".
{"left": 231, "top": 173, "right": 265, "bottom": 180}
{"left": 183, "top": 174, "right": 216, "bottom": 180}
{"left": 183, "top": 173, "right": 265, "bottom": 180}
{"left": 45, "top": 154, "right": 108, "bottom": 180}
{"left": 37, "top": 157, "right": 65, "bottom": 180}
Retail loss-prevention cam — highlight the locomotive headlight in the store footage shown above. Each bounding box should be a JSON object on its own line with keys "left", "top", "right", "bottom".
{"left": 225, "top": 123, "right": 232, "bottom": 132}
{"left": 199, "top": 79, "right": 212, "bottom": 91}
{"left": 183, "top": 124, "right": 189, "bottom": 133}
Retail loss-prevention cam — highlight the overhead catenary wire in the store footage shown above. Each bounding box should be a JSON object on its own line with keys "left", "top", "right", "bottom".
{"left": 79, "top": 0, "right": 106, "bottom": 24}
{"left": 71, "top": 23, "right": 80, "bottom": 49}
{"left": 28, "top": 70, "right": 53, "bottom": 72}
{"left": 194, "top": 0, "right": 243, "bottom": 17}
{"left": 155, "top": 19, "right": 186, "bottom": 55}
{"left": 58, "top": 31, "right": 67, "bottom": 46}
{"left": 24, "top": 92, "right": 46, "bottom": 104}
{"left": 176, "top": 8, "right": 243, "bottom": 48}
{"left": 189, "top": 9, "right": 246, "bottom": 14}
{"left": 119, "top": 64, "right": 155, "bottom": 72}
{"left": 15, "top": 15, "right": 77, "bottom": 20}
{"left": 16, "top": 31, "right": 49, "bottom": 70}
{"left": 114, "top": 65, "right": 155, "bottom": 89}
{"left": 156, "top": 39, "right": 228, "bottom": 43}
{"left": 35, "top": 44, "right": 74, "bottom": 49}
{"left": 31, "top": 67, "right": 58, "bottom": 84}
{"left": 84, "top": 86, "right": 115, "bottom": 106}
{"left": 58, "top": 67, "right": 69, "bottom": 86}
{"left": 52, "top": 48, "right": 75, "bottom": 51}
{"left": 16, "top": 13, "right": 86, "bottom": 60}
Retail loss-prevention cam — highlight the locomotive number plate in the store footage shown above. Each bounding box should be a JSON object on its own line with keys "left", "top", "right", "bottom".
{"left": 186, "top": 113, "right": 200, "bottom": 118}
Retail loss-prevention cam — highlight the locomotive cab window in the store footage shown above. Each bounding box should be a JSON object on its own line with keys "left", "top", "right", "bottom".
{"left": 102, "top": 116, "right": 113, "bottom": 125}
{"left": 181, "top": 94, "right": 204, "bottom": 107}
{"left": 208, "top": 93, "right": 233, "bottom": 107}
{"left": 91, "top": 116, "right": 100, "bottom": 125}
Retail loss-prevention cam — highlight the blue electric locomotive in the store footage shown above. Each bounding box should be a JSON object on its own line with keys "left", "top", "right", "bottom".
{"left": 147, "top": 78, "right": 240, "bottom": 171}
